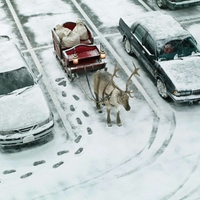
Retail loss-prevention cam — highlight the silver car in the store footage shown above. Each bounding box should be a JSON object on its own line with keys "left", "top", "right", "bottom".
{"left": 0, "top": 36, "right": 54, "bottom": 147}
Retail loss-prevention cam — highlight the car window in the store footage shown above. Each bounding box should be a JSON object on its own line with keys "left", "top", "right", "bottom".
{"left": 159, "top": 37, "right": 198, "bottom": 60}
{"left": 0, "top": 67, "right": 34, "bottom": 95}
{"left": 133, "top": 24, "right": 146, "bottom": 44}
{"left": 145, "top": 34, "right": 155, "bottom": 55}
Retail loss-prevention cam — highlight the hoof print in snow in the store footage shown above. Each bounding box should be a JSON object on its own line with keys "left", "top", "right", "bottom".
{"left": 57, "top": 150, "right": 69, "bottom": 156}
{"left": 87, "top": 127, "right": 93, "bottom": 135}
{"left": 55, "top": 77, "right": 64, "bottom": 82}
{"left": 70, "top": 105, "right": 75, "bottom": 111}
{"left": 58, "top": 80, "right": 67, "bottom": 87}
{"left": 3, "top": 169, "right": 16, "bottom": 175}
{"left": 53, "top": 161, "right": 64, "bottom": 168}
{"left": 82, "top": 110, "right": 89, "bottom": 117}
{"left": 74, "top": 135, "right": 82, "bottom": 143}
{"left": 76, "top": 117, "right": 82, "bottom": 125}
{"left": 62, "top": 91, "right": 67, "bottom": 97}
{"left": 73, "top": 95, "right": 79, "bottom": 100}
{"left": 20, "top": 172, "right": 33, "bottom": 179}
{"left": 33, "top": 160, "right": 45, "bottom": 166}
{"left": 75, "top": 147, "right": 83, "bottom": 154}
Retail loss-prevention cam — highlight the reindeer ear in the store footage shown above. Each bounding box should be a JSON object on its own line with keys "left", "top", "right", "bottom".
{"left": 128, "top": 90, "right": 134, "bottom": 98}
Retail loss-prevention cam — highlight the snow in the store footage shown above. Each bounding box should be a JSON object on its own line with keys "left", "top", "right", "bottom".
{"left": 160, "top": 55, "right": 200, "bottom": 90}
{"left": 0, "top": 86, "right": 50, "bottom": 130}
{"left": 0, "top": 40, "right": 25, "bottom": 72}
{"left": 0, "top": 0, "right": 200, "bottom": 200}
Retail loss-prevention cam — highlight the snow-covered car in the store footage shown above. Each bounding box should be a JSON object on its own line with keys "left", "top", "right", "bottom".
{"left": 0, "top": 36, "right": 54, "bottom": 146}
{"left": 156, "top": 0, "right": 200, "bottom": 9}
{"left": 118, "top": 11, "right": 200, "bottom": 103}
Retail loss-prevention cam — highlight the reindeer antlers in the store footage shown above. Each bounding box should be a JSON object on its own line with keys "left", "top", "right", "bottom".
{"left": 110, "top": 62, "right": 140, "bottom": 97}
{"left": 125, "top": 61, "right": 140, "bottom": 97}
{"left": 110, "top": 63, "right": 123, "bottom": 91}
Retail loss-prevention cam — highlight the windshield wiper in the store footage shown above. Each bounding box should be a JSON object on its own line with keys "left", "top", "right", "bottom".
{"left": 0, "top": 91, "right": 16, "bottom": 98}
{"left": 17, "top": 85, "right": 34, "bottom": 95}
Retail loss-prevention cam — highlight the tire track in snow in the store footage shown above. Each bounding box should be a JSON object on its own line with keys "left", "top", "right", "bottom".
{"left": 161, "top": 154, "right": 200, "bottom": 200}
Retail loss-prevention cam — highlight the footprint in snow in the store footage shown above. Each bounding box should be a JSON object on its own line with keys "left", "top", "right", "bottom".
{"left": 75, "top": 147, "right": 83, "bottom": 154}
{"left": 58, "top": 80, "right": 67, "bottom": 87}
{"left": 3, "top": 169, "right": 16, "bottom": 175}
{"left": 87, "top": 127, "right": 93, "bottom": 135}
{"left": 33, "top": 160, "right": 45, "bottom": 166}
{"left": 82, "top": 110, "right": 89, "bottom": 117}
{"left": 73, "top": 95, "right": 79, "bottom": 100}
{"left": 62, "top": 91, "right": 67, "bottom": 97}
{"left": 55, "top": 77, "right": 65, "bottom": 82}
{"left": 70, "top": 105, "right": 75, "bottom": 111}
{"left": 53, "top": 161, "right": 64, "bottom": 168}
{"left": 74, "top": 135, "right": 82, "bottom": 143}
{"left": 20, "top": 172, "right": 33, "bottom": 179}
{"left": 57, "top": 150, "right": 69, "bottom": 156}
{"left": 76, "top": 117, "right": 82, "bottom": 125}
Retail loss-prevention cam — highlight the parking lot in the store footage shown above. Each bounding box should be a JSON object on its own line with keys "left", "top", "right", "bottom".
{"left": 1, "top": 0, "right": 200, "bottom": 199}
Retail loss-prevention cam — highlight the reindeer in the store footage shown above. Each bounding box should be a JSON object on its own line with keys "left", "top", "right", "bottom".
{"left": 93, "top": 62, "right": 140, "bottom": 127}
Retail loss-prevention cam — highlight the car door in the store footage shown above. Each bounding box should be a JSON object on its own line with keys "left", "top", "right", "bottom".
{"left": 131, "top": 24, "right": 155, "bottom": 75}
{"left": 142, "top": 33, "right": 157, "bottom": 77}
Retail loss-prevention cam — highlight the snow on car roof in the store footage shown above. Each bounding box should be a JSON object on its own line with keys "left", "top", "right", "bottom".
{"left": 160, "top": 55, "right": 200, "bottom": 90}
{"left": 134, "top": 11, "right": 192, "bottom": 49}
{"left": 0, "top": 39, "right": 26, "bottom": 73}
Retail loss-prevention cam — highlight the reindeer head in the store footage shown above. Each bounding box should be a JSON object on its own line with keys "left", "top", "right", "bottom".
{"left": 110, "top": 62, "right": 140, "bottom": 110}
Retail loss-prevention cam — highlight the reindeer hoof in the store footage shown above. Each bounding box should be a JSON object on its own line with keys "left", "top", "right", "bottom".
{"left": 117, "top": 123, "right": 122, "bottom": 127}
{"left": 107, "top": 123, "right": 112, "bottom": 127}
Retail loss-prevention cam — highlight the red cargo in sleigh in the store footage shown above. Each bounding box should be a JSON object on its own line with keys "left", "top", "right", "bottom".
{"left": 51, "top": 20, "right": 106, "bottom": 81}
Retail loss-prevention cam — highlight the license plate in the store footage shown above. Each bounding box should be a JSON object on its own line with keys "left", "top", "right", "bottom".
{"left": 23, "top": 135, "right": 35, "bottom": 143}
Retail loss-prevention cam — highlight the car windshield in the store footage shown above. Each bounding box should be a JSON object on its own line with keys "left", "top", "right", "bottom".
{"left": 0, "top": 66, "right": 34, "bottom": 95}
{"left": 158, "top": 37, "right": 198, "bottom": 60}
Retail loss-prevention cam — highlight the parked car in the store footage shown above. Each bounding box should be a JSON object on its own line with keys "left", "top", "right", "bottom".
{"left": 0, "top": 35, "right": 54, "bottom": 147}
{"left": 118, "top": 11, "right": 200, "bottom": 103}
{"left": 156, "top": 0, "right": 200, "bottom": 9}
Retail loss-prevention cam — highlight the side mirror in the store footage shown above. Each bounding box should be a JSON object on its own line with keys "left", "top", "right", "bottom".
{"left": 36, "top": 74, "right": 43, "bottom": 83}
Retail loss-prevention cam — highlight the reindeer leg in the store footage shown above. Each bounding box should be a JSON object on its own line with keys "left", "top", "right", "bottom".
{"left": 94, "top": 92, "right": 102, "bottom": 113}
{"left": 107, "top": 108, "right": 112, "bottom": 127}
{"left": 117, "top": 111, "right": 122, "bottom": 126}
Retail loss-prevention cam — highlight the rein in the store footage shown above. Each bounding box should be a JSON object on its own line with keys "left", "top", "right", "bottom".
{"left": 77, "top": 68, "right": 115, "bottom": 106}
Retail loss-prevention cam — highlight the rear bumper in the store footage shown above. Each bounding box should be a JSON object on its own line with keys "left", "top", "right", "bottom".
{"left": 166, "top": 0, "right": 200, "bottom": 9}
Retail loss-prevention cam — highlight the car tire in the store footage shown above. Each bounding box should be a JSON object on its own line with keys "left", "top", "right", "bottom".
{"left": 156, "top": 0, "right": 167, "bottom": 9}
{"left": 124, "top": 38, "right": 132, "bottom": 55}
{"left": 157, "top": 78, "right": 168, "bottom": 98}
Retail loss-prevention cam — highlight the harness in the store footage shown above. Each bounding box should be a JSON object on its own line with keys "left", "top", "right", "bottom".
{"left": 101, "top": 81, "right": 115, "bottom": 107}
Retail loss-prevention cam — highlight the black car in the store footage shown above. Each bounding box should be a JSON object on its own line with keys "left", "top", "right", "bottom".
{"left": 156, "top": 0, "right": 200, "bottom": 9}
{"left": 118, "top": 11, "right": 200, "bottom": 103}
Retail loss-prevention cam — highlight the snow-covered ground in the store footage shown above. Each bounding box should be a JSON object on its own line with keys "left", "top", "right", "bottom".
{"left": 1, "top": 0, "right": 200, "bottom": 199}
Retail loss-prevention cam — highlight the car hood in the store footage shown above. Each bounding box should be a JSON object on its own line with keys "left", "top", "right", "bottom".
{"left": 0, "top": 85, "right": 50, "bottom": 130}
{"left": 158, "top": 55, "right": 200, "bottom": 91}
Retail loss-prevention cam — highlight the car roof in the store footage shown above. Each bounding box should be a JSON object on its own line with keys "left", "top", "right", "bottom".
{"left": 0, "top": 38, "right": 26, "bottom": 73}
{"left": 132, "top": 11, "right": 192, "bottom": 49}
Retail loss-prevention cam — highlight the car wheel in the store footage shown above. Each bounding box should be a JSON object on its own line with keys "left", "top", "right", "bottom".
{"left": 124, "top": 38, "right": 132, "bottom": 55}
{"left": 156, "top": 0, "right": 167, "bottom": 9}
{"left": 157, "top": 78, "right": 168, "bottom": 98}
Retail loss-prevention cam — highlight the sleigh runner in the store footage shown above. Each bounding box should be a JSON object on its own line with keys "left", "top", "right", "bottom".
{"left": 52, "top": 20, "right": 106, "bottom": 81}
